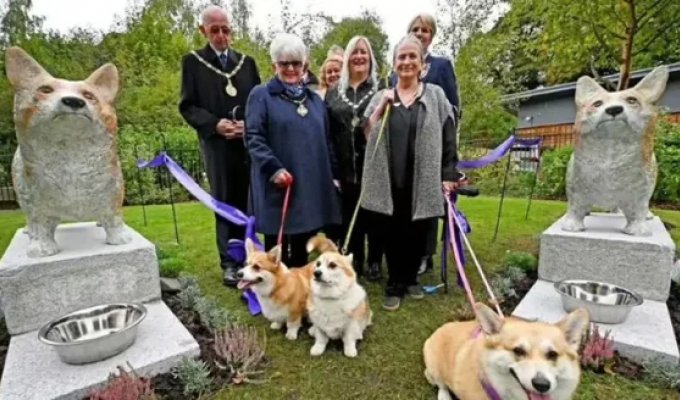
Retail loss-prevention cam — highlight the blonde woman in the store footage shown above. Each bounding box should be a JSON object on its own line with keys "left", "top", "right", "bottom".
{"left": 316, "top": 54, "right": 343, "bottom": 99}
{"left": 325, "top": 36, "right": 383, "bottom": 280}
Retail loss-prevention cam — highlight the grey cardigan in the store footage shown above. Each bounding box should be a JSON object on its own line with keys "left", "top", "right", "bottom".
{"left": 360, "top": 84, "right": 458, "bottom": 220}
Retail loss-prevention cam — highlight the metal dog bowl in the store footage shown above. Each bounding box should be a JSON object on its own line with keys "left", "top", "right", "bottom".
{"left": 554, "top": 280, "right": 643, "bottom": 324}
{"left": 38, "top": 303, "right": 147, "bottom": 365}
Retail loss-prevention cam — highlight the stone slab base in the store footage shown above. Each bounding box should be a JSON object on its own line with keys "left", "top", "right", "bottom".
{"left": 0, "top": 301, "right": 199, "bottom": 400}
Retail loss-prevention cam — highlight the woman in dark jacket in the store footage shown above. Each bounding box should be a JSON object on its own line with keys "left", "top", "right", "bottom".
{"left": 325, "top": 35, "right": 383, "bottom": 280}
{"left": 362, "top": 34, "right": 462, "bottom": 311}
{"left": 245, "top": 33, "right": 341, "bottom": 266}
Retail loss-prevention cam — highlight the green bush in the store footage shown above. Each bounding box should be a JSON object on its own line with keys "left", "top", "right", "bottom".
{"left": 503, "top": 251, "right": 538, "bottom": 273}
{"left": 535, "top": 146, "right": 573, "bottom": 199}
{"left": 652, "top": 119, "right": 680, "bottom": 205}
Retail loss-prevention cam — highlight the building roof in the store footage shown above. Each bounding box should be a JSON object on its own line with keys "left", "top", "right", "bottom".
{"left": 502, "top": 62, "right": 680, "bottom": 103}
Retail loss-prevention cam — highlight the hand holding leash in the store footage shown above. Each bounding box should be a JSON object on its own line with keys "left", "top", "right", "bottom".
{"left": 273, "top": 170, "right": 294, "bottom": 188}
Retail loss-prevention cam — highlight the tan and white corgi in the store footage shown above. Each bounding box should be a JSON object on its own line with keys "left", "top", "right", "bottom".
{"left": 423, "top": 303, "right": 589, "bottom": 400}
{"left": 238, "top": 235, "right": 336, "bottom": 340}
{"left": 6, "top": 47, "right": 129, "bottom": 257}
{"left": 307, "top": 250, "right": 372, "bottom": 358}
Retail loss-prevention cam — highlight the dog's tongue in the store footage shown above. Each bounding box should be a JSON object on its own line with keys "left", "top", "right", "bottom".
{"left": 237, "top": 280, "right": 251, "bottom": 290}
{"left": 528, "top": 393, "right": 551, "bottom": 400}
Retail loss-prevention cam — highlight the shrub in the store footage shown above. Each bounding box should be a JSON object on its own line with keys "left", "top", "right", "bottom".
{"left": 652, "top": 119, "right": 680, "bottom": 205}
{"left": 535, "top": 146, "right": 572, "bottom": 199}
{"left": 172, "top": 358, "right": 213, "bottom": 397}
{"left": 580, "top": 325, "right": 615, "bottom": 372}
{"left": 159, "top": 257, "right": 184, "bottom": 278}
{"left": 643, "top": 359, "right": 680, "bottom": 390}
{"left": 503, "top": 251, "right": 538, "bottom": 273}
{"left": 214, "top": 325, "right": 267, "bottom": 384}
{"left": 490, "top": 266, "right": 527, "bottom": 302}
{"left": 89, "top": 365, "right": 157, "bottom": 400}
{"left": 193, "top": 296, "right": 235, "bottom": 333}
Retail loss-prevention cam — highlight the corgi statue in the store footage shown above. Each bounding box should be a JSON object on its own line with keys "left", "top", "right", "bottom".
{"left": 6, "top": 47, "right": 131, "bottom": 257}
{"left": 563, "top": 66, "right": 669, "bottom": 236}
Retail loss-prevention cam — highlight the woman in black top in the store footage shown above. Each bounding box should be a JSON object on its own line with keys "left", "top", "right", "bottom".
{"left": 326, "top": 36, "right": 383, "bottom": 280}
{"left": 361, "top": 34, "right": 462, "bottom": 311}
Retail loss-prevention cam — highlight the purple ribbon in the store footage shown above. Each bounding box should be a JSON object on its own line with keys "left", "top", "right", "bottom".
{"left": 137, "top": 152, "right": 262, "bottom": 316}
{"left": 457, "top": 135, "right": 516, "bottom": 170}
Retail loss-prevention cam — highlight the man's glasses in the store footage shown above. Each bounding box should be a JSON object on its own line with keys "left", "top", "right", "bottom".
{"left": 276, "top": 61, "right": 303, "bottom": 69}
{"left": 209, "top": 26, "right": 231, "bottom": 35}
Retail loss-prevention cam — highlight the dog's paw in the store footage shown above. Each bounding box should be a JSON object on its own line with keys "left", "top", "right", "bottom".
{"left": 623, "top": 222, "right": 652, "bottom": 237}
{"left": 307, "top": 326, "right": 317, "bottom": 337}
{"left": 310, "top": 344, "right": 326, "bottom": 356}
{"left": 343, "top": 345, "right": 358, "bottom": 358}
{"left": 437, "top": 388, "right": 453, "bottom": 400}
{"left": 285, "top": 330, "right": 298, "bottom": 341}
{"left": 562, "top": 216, "right": 585, "bottom": 232}
{"left": 270, "top": 321, "right": 282, "bottom": 330}
{"left": 27, "top": 239, "right": 59, "bottom": 258}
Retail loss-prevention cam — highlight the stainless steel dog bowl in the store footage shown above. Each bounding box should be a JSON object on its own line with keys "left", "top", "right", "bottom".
{"left": 38, "top": 303, "right": 147, "bottom": 365}
{"left": 554, "top": 280, "right": 643, "bottom": 324}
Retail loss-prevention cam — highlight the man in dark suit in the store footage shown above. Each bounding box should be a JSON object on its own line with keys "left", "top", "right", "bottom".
{"left": 179, "top": 5, "right": 261, "bottom": 287}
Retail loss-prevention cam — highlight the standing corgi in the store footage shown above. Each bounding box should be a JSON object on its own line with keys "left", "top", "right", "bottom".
{"left": 6, "top": 47, "right": 129, "bottom": 257}
{"left": 423, "top": 303, "right": 589, "bottom": 400}
{"left": 307, "top": 251, "right": 372, "bottom": 358}
{"left": 237, "top": 235, "right": 336, "bottom": 340}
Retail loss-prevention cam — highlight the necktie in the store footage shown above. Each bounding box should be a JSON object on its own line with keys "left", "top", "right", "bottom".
{"left": 219, "top": 53, "right": 229, "bottom": 70}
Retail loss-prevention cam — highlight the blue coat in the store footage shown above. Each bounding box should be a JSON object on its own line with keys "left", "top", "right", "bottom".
{"left": 245, "top": 78, "right": 342, "bottom": 235}
{"left": 390, "top": 54, "right": 461, "bottom": 118}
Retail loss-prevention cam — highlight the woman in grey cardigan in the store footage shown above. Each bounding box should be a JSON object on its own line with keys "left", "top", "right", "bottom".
{"left": 361, "top": 35, "right": 463, "bottom": 311}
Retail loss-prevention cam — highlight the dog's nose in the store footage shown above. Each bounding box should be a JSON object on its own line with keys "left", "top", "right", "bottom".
{"left": 236, "top": 270, "right": 244, "bottom": 279}
{"left": 61, "top": 96, "right": 86, "bottom": 109}
{"left": 605, "top": 105, "right": 624, "bottom": 117}
{"left": 314, "top": 270, "right": 322, "bottom": 278}
{"left": 531, "top": 375, "right": 551, "bottom": 393}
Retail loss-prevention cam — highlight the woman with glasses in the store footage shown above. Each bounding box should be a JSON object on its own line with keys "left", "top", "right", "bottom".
{"left": 362, "top": 35, "right": 462, "bottom": 311}
{"left": 245, "top": 33, "right": 341, "bottom": 267}
{"left": 325, "top": 36, "right": 383, "bottom": 281}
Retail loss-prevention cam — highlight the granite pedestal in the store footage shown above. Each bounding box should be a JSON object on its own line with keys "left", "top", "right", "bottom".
{"left": 0, "top": 223, "right": 161, "bottom": 335}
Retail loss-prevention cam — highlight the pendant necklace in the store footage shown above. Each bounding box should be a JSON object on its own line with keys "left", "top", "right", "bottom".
{"left": 191, "top": 51, "right": 245, "bottom": 97}
{"left": 340, "top": 88, "right": 374, "bottom": 129}
{"left": 281, "top": 94, "right": 309, "bottom": 117}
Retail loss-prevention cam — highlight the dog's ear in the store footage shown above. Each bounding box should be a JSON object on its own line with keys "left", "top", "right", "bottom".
{"left": 575, "top": 76, "right": 606, "bottom": 108}
{"left": 86, "top": 63, "right": 119, "bottom": 104}
{"left": 5, "top": 47, "right": 52, "bottom": 90}
{"left": 633, "top": 66, "right": 669, "bottom": 104}
{"left": 267, "top": 244, "right": 282, "bottom": 264}
{"left": 556, "top": 308, "right": 590, "bottom": 350}
{"left": 475, "top": 303, "right": 503, "bottom": 335}
{"left": 345, "top": 253, "right": 354, "bottom": 267}
{"left": 245, "top": 238, "right": 256, "bottom": 259}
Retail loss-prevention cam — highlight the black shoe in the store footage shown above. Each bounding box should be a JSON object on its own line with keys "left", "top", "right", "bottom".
{"left": 223, "top": 267, "right": 239, "bottom": 288}
{"left": 366, "top": 262, "right": 382, "bottom": 282}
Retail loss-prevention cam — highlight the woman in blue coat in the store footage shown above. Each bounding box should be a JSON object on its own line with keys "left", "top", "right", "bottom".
{"left": 245, "top": 33, "right": 341, "bottom": 267}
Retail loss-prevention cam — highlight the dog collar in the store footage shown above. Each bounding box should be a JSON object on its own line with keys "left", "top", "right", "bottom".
{"left": 481, "top": 379, "right": 503, "bottom": 400}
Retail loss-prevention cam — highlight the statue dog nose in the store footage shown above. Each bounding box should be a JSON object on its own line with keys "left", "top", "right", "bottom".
{"left": 605, "top": 105, "right": 624, "bottom": 117}
{"left": 61, "top": 96, "right": 86, "bottom": 109}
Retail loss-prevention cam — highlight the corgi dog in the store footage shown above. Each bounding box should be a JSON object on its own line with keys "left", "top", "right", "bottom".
{"left": 307, "top": 250, "right": 372, "bottom": 358}
{"left": 238, "top": 235, "right": 337, "bottom": 340}
{"left": 563, "top": 66, "right": 669, "bottom": 236}
{"left": 5, "top": 47, "right": 129, "bottom": 257}
{"left": 423, "top": 303, "right": 589, "bottom": 400}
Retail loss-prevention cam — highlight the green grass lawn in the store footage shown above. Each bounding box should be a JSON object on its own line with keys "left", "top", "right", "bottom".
{"left": 2, "top": 197, "right": 680, "bottom": 399}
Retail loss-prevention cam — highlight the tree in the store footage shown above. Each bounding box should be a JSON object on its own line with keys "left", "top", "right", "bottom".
{"left": 539, "top": 0, "right": 680, "bottom": 88}
{"left": 434, "top": 0, "right": 508, "bottom": 58}
{"left": 0, "top": 0, "right": 43, "bottom": 46}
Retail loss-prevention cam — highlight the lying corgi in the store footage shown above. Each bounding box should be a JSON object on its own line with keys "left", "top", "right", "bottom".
{"left": 307, "top": 250, "right": 372, "bottom": 358}
{"left": 423, "top": 303, "right": 589, "bottom": 400}
{"left": 237, "top": 235, "right": 336, "bottom": 340}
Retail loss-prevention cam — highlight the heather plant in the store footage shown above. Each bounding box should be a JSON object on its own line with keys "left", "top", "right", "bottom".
{"left": 214, "top": 325, "right": 267, "bottom": 384}
{"left": 580, "top": 325, "right": 615, "bottom": 372}
{"left": 89, "top": 365, "right": 157, "bottom": 400}
{"left": 193, "top": 296, "right": 235, "bottom": 333}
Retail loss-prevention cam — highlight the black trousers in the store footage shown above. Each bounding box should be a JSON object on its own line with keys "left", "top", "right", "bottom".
{"left": 338, "top": 182, "right": 384, "bottom": 273}
{"left": 373, "top": 188, "right": 433, "bottom": 297}
{"left": 264, "top": 230, "right": 319, "bottom": 267}
{"left": 199, "top": 139, "right": 249, "bottom": 270}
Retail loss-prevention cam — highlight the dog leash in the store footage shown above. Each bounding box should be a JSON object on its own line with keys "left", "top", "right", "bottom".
{"left": 277, "top": 176, "right": 293, "bottom": 247}
{"left": 445, "top": 195, "right": 504, "bottom": 318}
{"left": 341, "top": 104, "right": 391, "bottom": 255}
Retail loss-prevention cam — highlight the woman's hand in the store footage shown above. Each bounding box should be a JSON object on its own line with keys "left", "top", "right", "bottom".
{"left": 365, "top": 89, "right": 395, "bottom": 138}
{"left": 273, "top": 170, "right": 294, "bottom": 188}
{"left": 442, "top": 179, "right": 467, "bottom": 195}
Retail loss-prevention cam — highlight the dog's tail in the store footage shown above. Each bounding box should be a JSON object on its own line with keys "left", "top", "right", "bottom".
{"left": 306, "top": 234, "right": 338, "bottom": 255}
